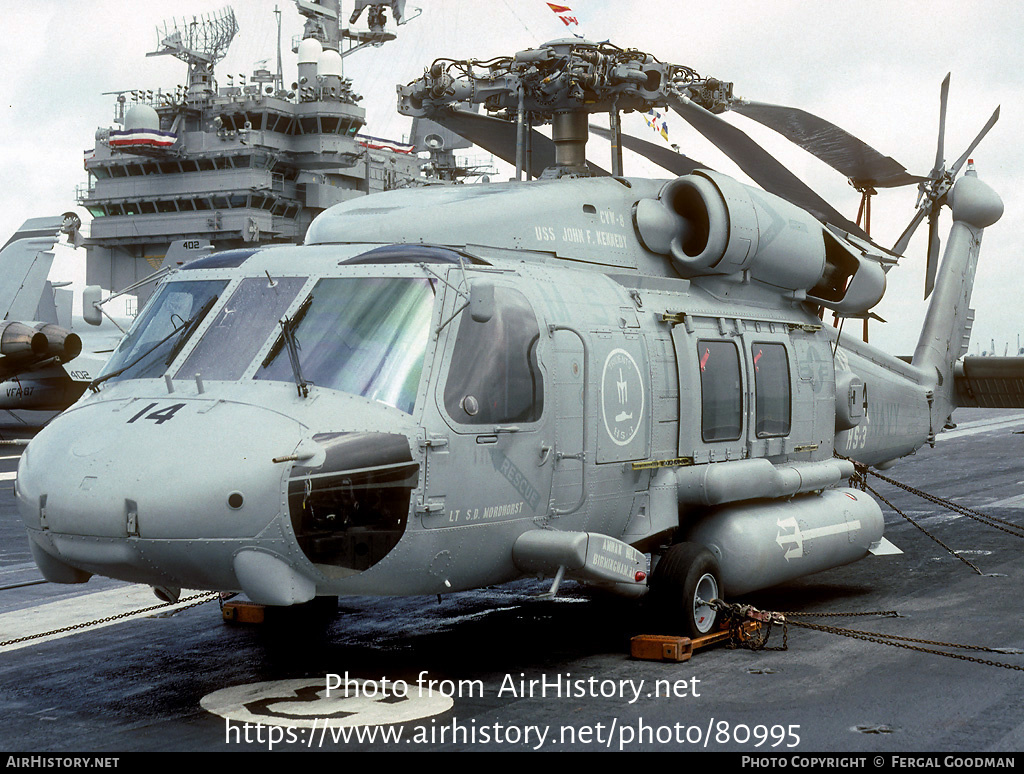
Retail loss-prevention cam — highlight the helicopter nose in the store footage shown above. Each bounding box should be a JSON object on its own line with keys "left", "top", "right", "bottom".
{"left": 16, "top": 398, "right": 304, "bottom": 588}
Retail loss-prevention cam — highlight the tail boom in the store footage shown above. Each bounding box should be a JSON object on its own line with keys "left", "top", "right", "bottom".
{"left": 911, "top": 171, "right": 1002, "bottom": 419}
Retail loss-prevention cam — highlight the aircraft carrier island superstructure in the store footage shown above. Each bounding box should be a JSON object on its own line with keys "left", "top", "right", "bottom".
{"left": 80, "top": 1, "right": 427, "bottom": 301}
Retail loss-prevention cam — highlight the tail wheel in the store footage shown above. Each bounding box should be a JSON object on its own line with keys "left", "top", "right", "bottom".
{"left": 650, "top": 542, "right": 723, "bottom": 637}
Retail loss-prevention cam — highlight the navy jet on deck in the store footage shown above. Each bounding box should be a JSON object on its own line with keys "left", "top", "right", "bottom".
{"left": 0, "top": 215, "right": 107, "bottom": 413}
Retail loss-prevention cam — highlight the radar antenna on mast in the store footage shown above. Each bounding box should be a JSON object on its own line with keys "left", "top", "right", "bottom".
{"left": 147, "top": 6, "right": 240, "bottom": 103}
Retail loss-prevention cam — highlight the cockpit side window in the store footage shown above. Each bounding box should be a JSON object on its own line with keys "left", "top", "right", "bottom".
{"left": 96, "top": 279, "right": 227, "bottom": 383}
{"left": 175, "top": 276, "right": 305, "bottom": 381}
{"left": 443, "top": 286, "right": 543, "bottom": 425}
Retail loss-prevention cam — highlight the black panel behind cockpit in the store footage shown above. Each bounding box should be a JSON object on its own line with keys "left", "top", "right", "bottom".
{"left": 339, "top": 244, "right": 490, "bottom": 265}
{"left": 287, "top": 432, "right": 417, "bottom": 572}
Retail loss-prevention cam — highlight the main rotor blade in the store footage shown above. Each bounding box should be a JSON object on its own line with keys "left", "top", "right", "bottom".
{"left": 668, "top": 96, "right": 871, "bottom": 241}
{"left": 588, "top": 124, "right": 712, "bottom": 176}
{"left": 427, "top": 108, "right": 609, "bottom": 177}
{"left": 951, "top": 105, "right": 1000, "bottom": 176}
{"left": 732, "top": 101, "right": 925, "bottom": 188}
{"left": 935, "top": 73, "right": 950, "bottom": 173}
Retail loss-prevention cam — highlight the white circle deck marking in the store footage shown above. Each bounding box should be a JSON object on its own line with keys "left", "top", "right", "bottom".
{"left": 201, "top": 678, "right": 454, "bottom": 728}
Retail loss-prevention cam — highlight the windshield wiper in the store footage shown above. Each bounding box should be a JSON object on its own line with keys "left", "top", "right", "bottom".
{"left": 280, "top": 313, "right": 309, "bottom": 398}
{"left": 89, "top": 295, "right": 219, "bottom": 392}
{"left": 262, "top": 294, "right": 313, "bottom": 369}
{"left": 163, "top": 295, "right": 219, "bottom": 366}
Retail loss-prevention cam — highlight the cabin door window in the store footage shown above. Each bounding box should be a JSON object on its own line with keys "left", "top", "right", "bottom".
{"left": 751, "top": 342, "right": 792, "bottom": 437}
{"left": 696, "top": 339, "right": 743, "bottom": 442}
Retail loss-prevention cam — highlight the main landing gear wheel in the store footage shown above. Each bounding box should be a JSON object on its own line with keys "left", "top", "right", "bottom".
{"left": 650, "top": 542, "right": 723, "bottom": 638}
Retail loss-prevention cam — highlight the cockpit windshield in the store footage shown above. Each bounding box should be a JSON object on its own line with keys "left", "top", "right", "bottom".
{"left": 255, "top": 277, "right": 435, "bottom": 414}
{"left": 175, "top": 276, "right": 305, "bottom": 381}
{"left": 96, "top": 279, "right": 227, "bottom": 384}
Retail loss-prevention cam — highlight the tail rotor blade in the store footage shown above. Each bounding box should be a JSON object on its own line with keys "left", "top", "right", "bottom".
{"left": 925, "top": 212, "right": 941, "bottom": 299}
{"left": 893, "top": 207, "right": 927, "bottom": 256}
{"left": 893, "top": 75, "right": 998, "bottom": 272}
{"left": 935, "top": 73, "right": 950, "bottom": 172}
{"left": 951, "top": 105, "right": 1000, "bottom": 176}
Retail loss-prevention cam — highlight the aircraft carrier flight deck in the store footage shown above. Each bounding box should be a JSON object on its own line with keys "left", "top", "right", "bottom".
{"left": 2, "top": 408, "right": 1024, "bottom": 753}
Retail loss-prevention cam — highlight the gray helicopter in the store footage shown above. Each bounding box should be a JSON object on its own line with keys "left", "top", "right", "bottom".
{"left": 15, "top": 38, "right": 1015, "bottom": 637}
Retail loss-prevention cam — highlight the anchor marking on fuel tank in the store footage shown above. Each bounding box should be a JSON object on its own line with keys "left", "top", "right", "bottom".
{"left": 775, "top": 518, "right": 863, "bottom": 561}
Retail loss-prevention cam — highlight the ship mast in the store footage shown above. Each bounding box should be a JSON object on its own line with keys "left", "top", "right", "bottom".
{"left": 146, "top": 7, "right": 239, "bottom": 105}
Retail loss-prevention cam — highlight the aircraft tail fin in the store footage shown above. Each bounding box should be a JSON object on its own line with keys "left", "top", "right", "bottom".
{"left": 910, "top": 169, "right": 1002, "bottom": 416}
{"left": 160, "top": 239, "right": 214, "bottom": 270}
{"left": 0, "top": 216, "right": 64, "bottom": 322}
{"left": 34, "top": 281, "right": 60, "bottom": 326}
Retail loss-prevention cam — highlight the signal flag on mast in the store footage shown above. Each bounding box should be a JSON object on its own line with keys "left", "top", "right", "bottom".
{"left": 644, "top": 110, "right": 669, "bottom": 141}
{"left": 546, "top": 3, "right": 579, "bottom": 26}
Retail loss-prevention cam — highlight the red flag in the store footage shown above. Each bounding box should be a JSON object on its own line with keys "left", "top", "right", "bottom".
{"left": 546, "top": 2, "right": 579, "bottom": 26}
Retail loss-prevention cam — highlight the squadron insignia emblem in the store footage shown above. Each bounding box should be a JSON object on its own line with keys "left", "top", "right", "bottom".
{"left": 601, "top": 348, "right": 644, "bottom": 446}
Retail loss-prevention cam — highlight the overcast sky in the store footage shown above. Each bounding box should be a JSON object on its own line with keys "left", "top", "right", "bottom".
{"left": 1, "top": 0, "right": 1021, "bottom": 355}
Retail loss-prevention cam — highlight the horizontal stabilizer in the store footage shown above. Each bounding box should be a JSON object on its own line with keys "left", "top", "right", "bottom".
{"left": 0, "top": 216, "right": 64, "bottom": 252}
{"left": 954, "top": 356, "right": 1024, "bottom": 408}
